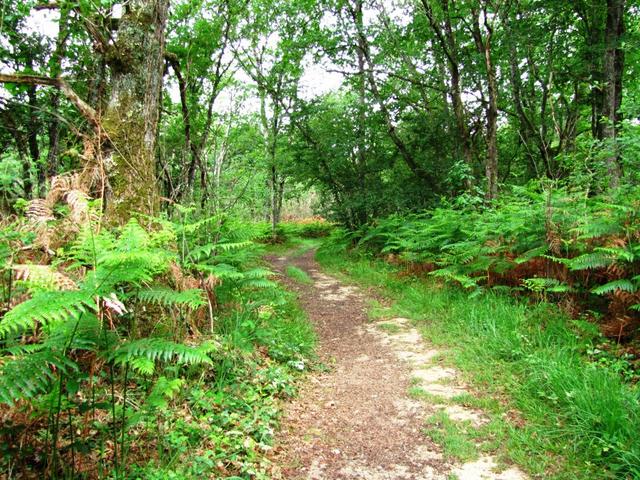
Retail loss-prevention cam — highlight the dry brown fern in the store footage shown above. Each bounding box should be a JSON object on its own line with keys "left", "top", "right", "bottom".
{"left": 13, "top": 264, "right": 78, "bottom": 290}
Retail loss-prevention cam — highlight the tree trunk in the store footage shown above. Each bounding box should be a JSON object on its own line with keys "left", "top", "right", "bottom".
{"left": 102, "top": 0, "right": 169, "bottom": 221}
{"left": 270, "top": 165, "right": 282, "bottom": 236}
{"left": 26, "top": 85, "right": 41, "bottom": 198}
{"left": 472, "top": 6, "right": 499, "bottom": 201}
{"left": 602, "top": 0, "right": 625, "bottom": 188}
{"left": 349, "top": 4, "right": 434, "bottom": 186}
{"left": 355, "top": 0, "right": 367, "bottom": 217}
{"left": 3, "top": 112, "right": 32, "bottom": 198}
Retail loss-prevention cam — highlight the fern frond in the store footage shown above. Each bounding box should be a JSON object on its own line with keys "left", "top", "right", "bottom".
{"left": 0, "top": 290, "right": 96, "bottom": 337}
{"left": 567, "top": 252, "right": 615, "bottom": 271}
{"left": 110, "top": 338, "right": 216, "bottom": 375}
{"left": 92, "top": 251, "right": 170, "bottom": 289}
{"left": 0, "top": 350, "right": 77, "bottom": 405}
{"left": 195, "top": 263, "right": 244, "bottom": 280}
{"left": 69, "top": 227, "right": 115, "bottom": 266}
{"left": 572, "top": 219, "right": 622, "bottom": 240}
{"left": 13, "top": 264, "right": 78, "bottom": 291}
{"left": 515, "top": 245, "right": 549, "bottom": 264}
{"left": 522, "top": 277, "right": 571, "bottom": 293}
{"left": 137, "top": 287, "right": 206, "bottom": 308}
{"left": 591, "top": 280, "right": 637, "bottom": 295}
{"left": 188, "top": 241, "right": 253, "bottom": 260}
{"left": 241, "top": 267, "right": 273, "bottom": 279}
{"left": 430, "top": 268, "right": 480, "bottom": 289}
{"left": 592, "top": 247, "right": 634, "bottom": 263}
{"left": 242, "top": 278, "right": 277, "bottom": 289}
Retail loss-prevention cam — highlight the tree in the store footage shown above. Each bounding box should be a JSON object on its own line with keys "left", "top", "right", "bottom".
{"left": 0, "top": 0, "right": 170, "bottom": 221}
{"left": 234, "top": 0, "right": 308, "bottom": 237}
{"left": 165, "top": 0, "right": 238, "bottom": 204}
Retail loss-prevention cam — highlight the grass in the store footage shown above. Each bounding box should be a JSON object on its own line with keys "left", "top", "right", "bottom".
{"left": 376, "top": 322, "right": 402, "bottom": 333}
{"left": 262, "top": 237, "right": 322, "bottom": 256}
{"left": 424, "top": 411, "right": 478, "bottom": 462}
{"left": 285, "top": 265, "right": 313, "bottom": 284}
{"left": 316, "top": 242, "right": 640, "bottom": 480}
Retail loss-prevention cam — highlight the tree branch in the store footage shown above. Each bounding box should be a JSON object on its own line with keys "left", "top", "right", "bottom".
{"left": 0, "top": 73, "right": 99, "bottom": 129}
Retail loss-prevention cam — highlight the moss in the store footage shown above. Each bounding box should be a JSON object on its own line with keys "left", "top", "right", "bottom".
{"left": 103, "top": 88, "right": 158, "bottom": 223}
{"left": 101, "top": 3, "right": 163, "bottom": 224}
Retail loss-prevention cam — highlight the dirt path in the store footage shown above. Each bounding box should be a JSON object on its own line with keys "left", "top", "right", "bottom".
{"left": 268, "top": 249, "right": 528, "bottom": 480}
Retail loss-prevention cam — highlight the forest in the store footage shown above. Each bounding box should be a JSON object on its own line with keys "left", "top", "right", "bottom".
{"left": 1, "top": 0, "right": 640, "bottom": 478}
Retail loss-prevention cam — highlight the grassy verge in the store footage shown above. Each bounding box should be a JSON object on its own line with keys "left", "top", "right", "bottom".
{"left": 316, "top": 243, "right": 640, "bottom": 480}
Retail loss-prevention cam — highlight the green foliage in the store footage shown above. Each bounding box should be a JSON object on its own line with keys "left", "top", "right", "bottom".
{"left": 110, "top": 338, "right": 216, "bottom": 375}
{"left": 0, "top": 289, "right": 96, "bottom": 337}
{"left": 0, "top": 209, "right": 316, "bottom": 478}
{"left": 522, "top": 278, "right": 571, "bottom": 294}
{"left": 136, "top": 287, "right": 207, "bottom": 308}
{"left": 0, "top": 348, "right": 77, "bottom": 405}
{"left": 339, "top": 186, "right": 640, "bottom": 332}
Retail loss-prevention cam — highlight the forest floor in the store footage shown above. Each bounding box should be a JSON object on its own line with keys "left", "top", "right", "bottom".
{"left": 267, "top": 247, "right": 529, "bottom": 480}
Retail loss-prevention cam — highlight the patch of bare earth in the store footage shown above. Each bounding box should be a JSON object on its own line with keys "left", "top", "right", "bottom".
{"left": 267, "top": 250, "right": 528, "bottom": 480}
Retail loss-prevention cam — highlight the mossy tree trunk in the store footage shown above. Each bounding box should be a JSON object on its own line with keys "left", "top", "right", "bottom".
{"left": 102, "top": 0, "right": 169, "bottom": 221}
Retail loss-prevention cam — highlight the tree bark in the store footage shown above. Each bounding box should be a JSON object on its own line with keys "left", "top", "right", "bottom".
{"left": 0, "top": 0, "right": 168, "bottom": 221}
{"left": 102, "top": 0, "right": 169, "bottom": 220}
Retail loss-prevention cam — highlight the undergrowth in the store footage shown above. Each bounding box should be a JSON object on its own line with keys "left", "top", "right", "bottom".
{"left": 345, "top": 186, "right": 640, "bottom": 340}
{"left": 0, "top": 206, "right": 316, "bottom": 479}
{"left": 316, "top": 239, "right": 640, "bottom": 479}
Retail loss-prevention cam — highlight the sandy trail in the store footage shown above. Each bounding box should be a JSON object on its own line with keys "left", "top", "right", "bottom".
{"left": 268, "top": 249, "right": 527, "bottom": 480}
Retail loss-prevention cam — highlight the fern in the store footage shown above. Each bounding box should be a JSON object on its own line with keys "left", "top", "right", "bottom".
{"left": 197, "top": 263, "right": 245, "bottom": 280}
{"left": 242, "top": 278, "right": 277, "bottom": 289}
{"left": 136, "top": 287, "right": 207, "bottom": 308}
{"left": 522, "top": 277, "right": 571, "bottom": 293}
{"left": 430, "top": 267, "right": 481, "bottom": 289}
{"left": 241, "top": 267, "right": 273, "bottom": 279}
{"left": 0, "top": 289, "right": 96, "bottom": 337}
{"left": 68, "top": 226, "right": 115, "bottom": 266}
{"left": 187, "top": 241, "right": 253, "bottom": 261}
{"left": 591, "top": 280, "right": 637, "bottom": 295}
{"left": 0, "top": 350, "right": 78, "bottom": 405}
{"left": 143, "top": 376, "right": 185, "bottom": 410}
{"left": 515, "top": 245, "right": 549, "bottom": 264}
{"left": 567, "top": 252, "right": 616, "bottom": 271}
{"left": 110, "top": 338, "right": 217, "bottom": 375}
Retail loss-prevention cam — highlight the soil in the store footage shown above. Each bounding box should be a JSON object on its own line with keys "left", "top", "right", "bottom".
{"left": 268, "top": 249, "right": 528, "bottom": 480}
